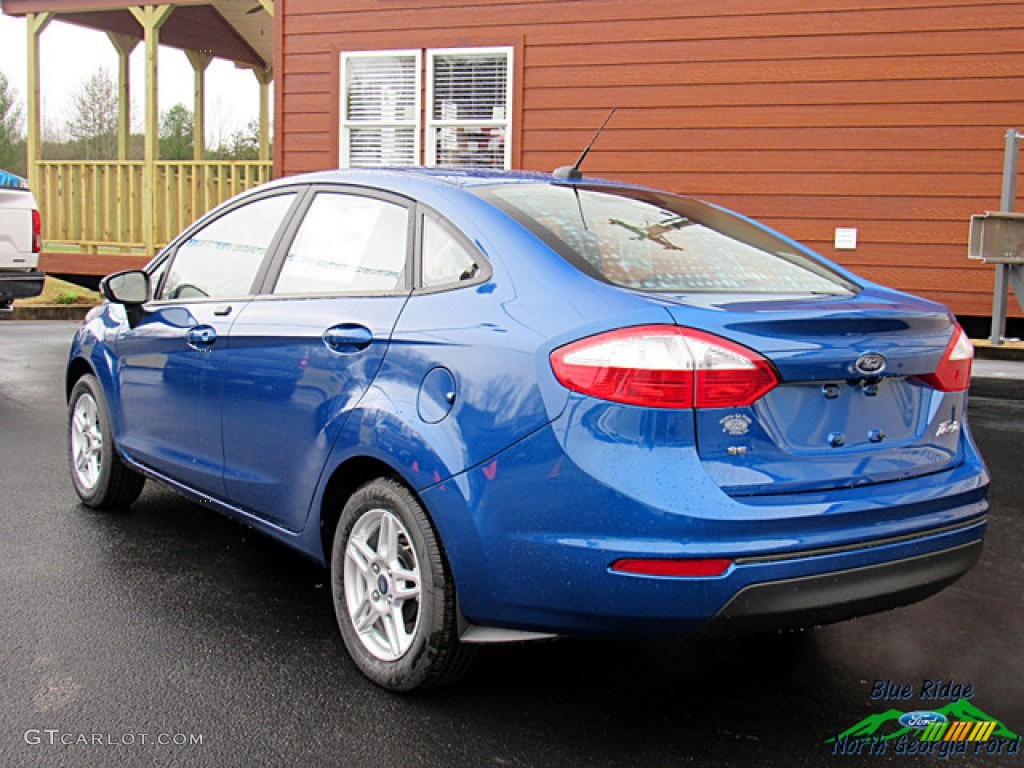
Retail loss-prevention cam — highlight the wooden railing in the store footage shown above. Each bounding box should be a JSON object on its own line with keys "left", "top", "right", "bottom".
{"left": 36, "top": 160, "right": 274, "bottom": 254}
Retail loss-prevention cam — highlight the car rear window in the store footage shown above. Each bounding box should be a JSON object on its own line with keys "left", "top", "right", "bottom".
{"left": 473, "top": 183, "right": 857, "bottom": 294}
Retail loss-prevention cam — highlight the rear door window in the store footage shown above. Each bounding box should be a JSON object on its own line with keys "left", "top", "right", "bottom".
{"left": 272, "top": 192, "right": 409, "bottom": 295}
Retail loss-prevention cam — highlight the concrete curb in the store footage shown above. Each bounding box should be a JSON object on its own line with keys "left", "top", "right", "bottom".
{"left": 969, "top": 342, "right": 1024, "bottom": 400}
{"left": 1, "top": 304, "right": 96, "bottom": 322}
{"left": 972, "top": 341, "right": 1024, "bottom": 362}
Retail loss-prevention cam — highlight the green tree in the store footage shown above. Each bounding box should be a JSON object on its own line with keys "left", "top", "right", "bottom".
{"left": 211, "top": 118, "right": 263, "bottom": 161}
{"left": 66, "top": 68, "right": 118, "bottom": 160}
{"left": 0, "top": 70, "right": 26, "bottom": 175}
{"left": 159, "top": 103, "right": 194, "bottom": 160}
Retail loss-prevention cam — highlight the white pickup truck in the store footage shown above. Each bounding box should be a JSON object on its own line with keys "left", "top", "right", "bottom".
{"left": 0, "top": 169, "right": 44, "bottom": 311}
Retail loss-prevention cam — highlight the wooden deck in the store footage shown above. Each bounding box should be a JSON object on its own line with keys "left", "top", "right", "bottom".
{"left": 37, "top": 160, "right": 273, "bottom": 261}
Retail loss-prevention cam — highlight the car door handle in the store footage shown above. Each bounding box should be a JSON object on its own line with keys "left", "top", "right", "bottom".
{"left": 322, "top": 324, "right": 373, "bottom": 354}
{"left": 186, "top": 325, "right": 217, "bottom": 350}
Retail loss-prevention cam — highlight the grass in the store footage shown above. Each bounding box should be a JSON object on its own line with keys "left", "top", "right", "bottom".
{"left": 17, "top": 276, "right": 102, "bottom": 307}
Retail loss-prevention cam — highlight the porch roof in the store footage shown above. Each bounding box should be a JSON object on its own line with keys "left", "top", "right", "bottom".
{"left": 2, "top": 0, "right": 271, "bottom": 69}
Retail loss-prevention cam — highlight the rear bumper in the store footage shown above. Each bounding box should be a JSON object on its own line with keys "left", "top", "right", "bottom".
{"left": 423, "top": 403, "right": 989, "bottom": 637}
{"left": 448, "top": 510, "right": 987, "bottom": 636}
{"left": 0, "top": 269, "right": 45, "bottom": 301}
{"left": 708, "top": 538, "right": 983, "bottom": 633}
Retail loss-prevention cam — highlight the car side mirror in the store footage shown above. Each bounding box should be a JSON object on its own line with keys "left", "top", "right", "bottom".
{"left": 101, "top": 270, "right": 150, "bottom": 305}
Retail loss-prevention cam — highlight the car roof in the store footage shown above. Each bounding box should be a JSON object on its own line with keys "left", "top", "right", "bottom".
{"left": 260, "top": 167, "right": 639, "bottom": 197}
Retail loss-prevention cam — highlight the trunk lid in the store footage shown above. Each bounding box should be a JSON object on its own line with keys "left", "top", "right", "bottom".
{"left": 656, "top": 289, "right": 968, "bottom": 496}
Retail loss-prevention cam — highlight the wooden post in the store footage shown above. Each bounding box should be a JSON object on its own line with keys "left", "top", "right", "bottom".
{"left": 107, "top": 33, "right": 139, "bottom": 162}
{"left": 129, "top": 4, "right": 174, "bottom": 257}
{"left": 185, "top": 50, "right": 212, "bottom": 162}
{"left": 260, "top": 0, "right": 275, "bottom": 175}
{"left": 25, "top": 12, "right": 53, "bottom": 196}
{"left": 254, "top": 67, "right": 273, "bottom": 164}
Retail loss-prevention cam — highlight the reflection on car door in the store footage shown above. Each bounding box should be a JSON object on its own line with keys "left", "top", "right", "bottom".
{"left": 115, "top": 193, "right": 298, "bottom": 497}
{"left": 221, "top": 190, "right": 413, "bottom": 531}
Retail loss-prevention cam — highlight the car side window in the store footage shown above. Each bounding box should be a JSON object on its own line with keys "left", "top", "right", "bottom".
{"left": 421, "top": 215, "right": 480, "bottom": 289}
{"left": 273, "top": 193, "right": 409, "bottom": 295}
{"left": 158, "top": 193, "right": 296, "bottom": 301}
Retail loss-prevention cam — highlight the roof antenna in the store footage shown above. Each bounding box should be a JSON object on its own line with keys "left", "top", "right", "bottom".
{"left": 553, "top": 108, "right": 617, "bottom": 181}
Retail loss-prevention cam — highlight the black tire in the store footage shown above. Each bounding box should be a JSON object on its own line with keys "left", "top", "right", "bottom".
{"left": 67, "top": 374, "right": 145, "bottom": 509}
{"left": 331, "top": 478, "right": 475, "bottom": 691}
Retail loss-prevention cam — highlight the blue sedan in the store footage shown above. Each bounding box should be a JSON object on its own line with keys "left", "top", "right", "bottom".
{"left": 66, "top": 168, "right": 988, "bottom": 690}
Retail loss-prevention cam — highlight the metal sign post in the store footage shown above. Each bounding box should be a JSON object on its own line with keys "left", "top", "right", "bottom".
{"left": 989, "top": 129, "right": 1022, "bottom": 345}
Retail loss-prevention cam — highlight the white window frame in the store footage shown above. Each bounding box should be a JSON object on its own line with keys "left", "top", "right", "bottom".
{"left": 425, "top": 46, "right": 514, "bottom": 170}
{"left": 339, "top": 49, "right": 422, "bottom": 169}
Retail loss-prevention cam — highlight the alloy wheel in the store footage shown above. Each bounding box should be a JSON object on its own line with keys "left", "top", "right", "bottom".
{"left": 70, "top": 392, "right": 103, "bottom": 491}
{"left": 343, "top": 508, "right": 423, "bottom": 662}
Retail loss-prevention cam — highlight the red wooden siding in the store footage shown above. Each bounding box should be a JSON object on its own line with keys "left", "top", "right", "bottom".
{"left": 277, "top": 0, "right": 1024, "bottom": 317}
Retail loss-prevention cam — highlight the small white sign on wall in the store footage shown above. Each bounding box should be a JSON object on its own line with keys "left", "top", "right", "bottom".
{"left": 834, "top": 228, "right": 858, "bottom": 250}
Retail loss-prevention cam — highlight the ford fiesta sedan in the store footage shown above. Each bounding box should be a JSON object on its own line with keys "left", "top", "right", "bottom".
{"left": 66, "top": 168, "right": 988, "bottom": 690}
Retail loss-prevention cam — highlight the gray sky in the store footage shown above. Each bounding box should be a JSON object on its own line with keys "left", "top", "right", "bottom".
{"left": 0, "top": 10, "right": 263, "bottom": 145}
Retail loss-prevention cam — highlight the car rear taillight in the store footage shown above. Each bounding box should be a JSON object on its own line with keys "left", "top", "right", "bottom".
{"left": 550, "top": 325, "right": 779, "bottom": 409}
{"left": 913, "top": 325, "right": 973, "bottom": 392}
{"left": 32, "top": 209, "right": 41, "bottom": 253}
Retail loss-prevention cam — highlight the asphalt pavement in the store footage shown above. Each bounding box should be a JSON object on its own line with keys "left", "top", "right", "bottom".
{"left": 1, "top": 321, "right": 1022, "bottom": 768}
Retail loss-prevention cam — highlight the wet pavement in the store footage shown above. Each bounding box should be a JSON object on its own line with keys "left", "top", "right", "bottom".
{"left": 1, "top": 322, "right": 1022, "bottom": 767}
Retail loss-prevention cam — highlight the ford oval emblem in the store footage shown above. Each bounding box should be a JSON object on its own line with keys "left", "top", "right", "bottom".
{"left": 855, "top": 352, "right": 887, "bottom": 376}
{"left": 898, "top": 711, "right": 948, "bottom": 730}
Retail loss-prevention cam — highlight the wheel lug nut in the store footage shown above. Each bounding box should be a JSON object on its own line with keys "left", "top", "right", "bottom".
{"left": 372, "top": 591, "right": 380, "bottom": 600}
